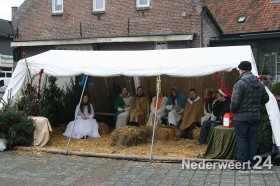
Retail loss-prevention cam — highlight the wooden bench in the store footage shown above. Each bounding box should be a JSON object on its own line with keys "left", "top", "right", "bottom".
{"left": 95, "top": 112, "right": 115, "bottom": 129}
{"left": 95, "top": 112, "right": 115, "bottom": 116}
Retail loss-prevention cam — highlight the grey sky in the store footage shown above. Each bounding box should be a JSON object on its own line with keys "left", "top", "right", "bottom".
{"left": 0, "top": 0, "right": 25, "bottom": 21}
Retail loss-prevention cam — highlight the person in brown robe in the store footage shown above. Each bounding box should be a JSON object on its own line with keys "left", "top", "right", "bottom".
{"left": 180, "top": 88, "right": 204, "bottom": 139}
{"left": 129, "top": 86, "right": 150, "bottom": 126}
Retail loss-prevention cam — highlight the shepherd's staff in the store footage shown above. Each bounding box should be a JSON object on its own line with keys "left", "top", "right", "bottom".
{"left": 149, "top": 75, "right": 161, "bottom": 162}
{"left": 65, "top": 75, "right": 88, "bottom": 155}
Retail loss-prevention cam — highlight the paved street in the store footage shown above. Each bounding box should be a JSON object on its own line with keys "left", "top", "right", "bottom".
{"left": 0, "top": 151, "right": 280, "bottom": 186}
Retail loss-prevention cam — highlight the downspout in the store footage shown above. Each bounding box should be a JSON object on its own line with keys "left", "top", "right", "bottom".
{"left": 200, "top": 8, "right": 204, "bottom": 48}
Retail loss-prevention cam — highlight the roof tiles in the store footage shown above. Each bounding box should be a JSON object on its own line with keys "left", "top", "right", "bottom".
{"left": 205, "top": 0, "right": 280, "bottom": 34}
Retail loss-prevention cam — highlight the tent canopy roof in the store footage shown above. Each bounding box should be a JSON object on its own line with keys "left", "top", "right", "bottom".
{"left": 2, "top": 45, "right": 280, "bottom": 151}
{"left": 23, "top": 45, "right": 258, "bottom": 77}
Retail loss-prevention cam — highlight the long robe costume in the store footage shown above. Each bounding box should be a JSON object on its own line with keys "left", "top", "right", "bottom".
{"left": 129, "top": 94, "right": 150, "bottom": 125}
{"left": 114, "top": 93, "right": 132, "bottom": 129}
{"left": 64, "top": 103, "right": 100, "bottom": 139}
{"left": 180, "top": 96, "right": 204, "bottom": 130}
{"left": 166, "top": 87, "right": 186, "bottom": 127}
{"left": 147, "top": 96, "right": 168, "bottom": 126}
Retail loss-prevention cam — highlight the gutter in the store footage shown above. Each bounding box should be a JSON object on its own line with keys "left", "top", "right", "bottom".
{"left": 11, "top": 34, "right": 195, "bottom": 47}
{"left": 211, "top": 31, "right": 280, "bottom": 43}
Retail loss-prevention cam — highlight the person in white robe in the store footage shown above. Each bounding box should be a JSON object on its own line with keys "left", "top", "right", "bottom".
{"left": 64, "top": 95, "right": 100, "bottom": 139}
{"left": 147, "top": 92, "right": 168, "bottom": 126}
{"left": 114, "top": 87, "right": 132, "bottom": 129}
{"left": 165, "top": 87, "right": 186, "bottom": 127}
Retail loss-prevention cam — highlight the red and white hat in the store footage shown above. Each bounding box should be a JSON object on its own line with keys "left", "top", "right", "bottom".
{"left": 218, "top": 88, "right": 227, "bottom": 97}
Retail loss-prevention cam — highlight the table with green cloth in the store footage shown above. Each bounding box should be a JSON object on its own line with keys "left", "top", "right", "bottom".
{"left": 203, "top": 125, "right": 237, "bottom": 159}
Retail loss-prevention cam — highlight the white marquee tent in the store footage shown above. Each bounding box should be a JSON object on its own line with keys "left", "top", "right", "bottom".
{"left": 1, "top": 45, "right": 280, "bottom": 152}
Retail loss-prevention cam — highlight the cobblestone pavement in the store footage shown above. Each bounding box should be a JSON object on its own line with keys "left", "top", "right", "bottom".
{"left": 0, "top": 151, "right": 279, "bottom": 186}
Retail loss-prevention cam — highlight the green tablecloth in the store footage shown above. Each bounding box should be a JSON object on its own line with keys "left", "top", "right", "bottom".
{"left": 203, "top": 125, "right": 237, "bottom": 159}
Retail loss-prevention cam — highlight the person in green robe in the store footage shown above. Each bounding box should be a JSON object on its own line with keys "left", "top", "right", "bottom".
{"left": 114, "top": 87, "right": 132, "bottom": 129}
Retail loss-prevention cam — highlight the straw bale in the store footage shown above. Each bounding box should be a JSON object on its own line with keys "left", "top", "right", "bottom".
{"left": 111, "top": 126, "right": 149, "bottom": 147}
{"left": 36, "top": 126, "right": 207, "bottom": 158}
{"left": 193, "top": 126, "right": 201, "bottom": 140}
{"left": 141, "top": 126, "right": 181, "bottom": 141}
{"left": 98, "top": 123, "right": 111, "bottom": 136}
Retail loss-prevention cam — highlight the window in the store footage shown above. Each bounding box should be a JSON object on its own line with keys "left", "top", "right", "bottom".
{"left": 237, "top": 16, "right": 246, "bottom": 23}
{"left": 276, "top": 52, "right": 280, "bottom": 82}
{"left": 56, "top": 45, "right": 93, "bottom": 51}
{"left": 93, "top": 0, "right": 105, "bottom": 12}
{"left": 0, "top": 68, "right": 13, "bottom": 78}
{"left": 259, "top": 52, "right": 280, "bottom": 84}
{"left": 52, "top": 0, "right": 63, "bottom": 14}
{"left": 1, "top": 67, "right": 12, "bottom": 71}
{"left": 271, "top": 0, "right": 280, "bottom": 3}
{"left": 155, "top": 42, "right": 167, "bottom": 50}
{"left": 136, "top": 0, "right": 150, "bottom": 8}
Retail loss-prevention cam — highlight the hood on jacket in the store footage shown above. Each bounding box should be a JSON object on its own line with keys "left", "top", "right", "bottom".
{"left": 239, "top": 72, "right": 260, "bottom": 89}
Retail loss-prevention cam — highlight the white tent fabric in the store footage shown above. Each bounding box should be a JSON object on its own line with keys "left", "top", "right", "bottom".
{"left": 2, "top": 45, "right": 280, "bottom": 151}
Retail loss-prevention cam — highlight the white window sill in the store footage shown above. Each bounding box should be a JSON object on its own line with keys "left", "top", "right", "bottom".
{"left": 93, "top": 10, "right": 105, "bottom": 15}
{"left": 52, "top": 12, "right": 63, "bottom": 16}
{"left": 136, "top": 7, "right": 150, "bottom": 11}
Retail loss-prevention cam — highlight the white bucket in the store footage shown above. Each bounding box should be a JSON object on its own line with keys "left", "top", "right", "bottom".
{"left": 0, "top": 139, "right": 7, "bottom": 151}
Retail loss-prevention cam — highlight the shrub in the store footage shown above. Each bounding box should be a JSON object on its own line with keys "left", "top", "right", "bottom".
{"left": 0, "top": 107, "right": 34, "bottom": 148}
{"left": 271, "top": 82, "right": 280, "bottom": 96}
{"left": 257, "top": 107, "right": 272, "bottom": 154}
{"left": 39, "top": 76, "right": 65, "bottom": 126}
{"left": 63, "top": 78, "right": 83, "bottom": 122}
{"left": 16, "top": 83, "right": 40, "bottom": 116}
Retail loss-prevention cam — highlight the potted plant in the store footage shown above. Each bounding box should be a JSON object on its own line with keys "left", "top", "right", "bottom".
{"left": 271, "top": 82, "right": 280, "bottom": 108}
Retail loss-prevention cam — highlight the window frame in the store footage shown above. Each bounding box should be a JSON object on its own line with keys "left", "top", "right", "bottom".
{"left": 154, "top": 41, "right": 167, "bottom": 50}
{"left": 136, "top": 0, "right": 150, "bottom": 8}
{"left": 56, "top": 45, "right": 93, "bottom": 51}
{"left": 93, "top": 0, "right": 105, "bottom": 13}
{"left": 52, "top": 0, "right": 63, "bottom": 14}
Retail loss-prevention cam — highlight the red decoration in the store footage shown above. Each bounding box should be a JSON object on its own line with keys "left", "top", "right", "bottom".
{"left": 214, "top": 72, "right": 232, "bottom": 99}
{"left": 258, "top": 75, "right": 264, "bottom": 82}
{"left": 37, "top": 69, "right": 44, "bottom": 99}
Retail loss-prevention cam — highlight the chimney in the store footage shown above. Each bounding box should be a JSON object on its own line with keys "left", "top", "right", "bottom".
{"left": 12, "top": 7, "right": 18, "bottom": 21}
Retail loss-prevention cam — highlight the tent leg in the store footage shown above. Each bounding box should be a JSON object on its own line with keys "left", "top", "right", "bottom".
{"left": 149, "top": 76, "right": 161, "bottom": 162}
{"left": 65, "top": 75, "right": 88, "bottom": 155}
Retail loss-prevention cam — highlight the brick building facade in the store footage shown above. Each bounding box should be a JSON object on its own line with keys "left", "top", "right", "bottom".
{"left": 11, "top": 0, "right": 221, "bottom": 58}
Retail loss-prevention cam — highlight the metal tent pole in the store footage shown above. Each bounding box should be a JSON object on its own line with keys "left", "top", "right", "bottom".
{"left": 65, "top": 75, "right": 88, "bottom": 155}
{"left": 149, "top": 76, "right": 161, "bottom": 162}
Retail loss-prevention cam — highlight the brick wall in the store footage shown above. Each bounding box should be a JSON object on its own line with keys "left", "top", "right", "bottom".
{"left": 202, "top": 13, "right": 220, "bottom": 47}
{"left": 12, "top": 0, "right": 224, "bottom": 56}
{"left": 13, "top": 0, "right": 203, "bottom": 41}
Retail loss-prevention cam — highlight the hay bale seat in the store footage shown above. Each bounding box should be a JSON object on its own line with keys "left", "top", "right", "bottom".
{"left": 111, "top": 125, "right": 182, "bottom": 147}
{"left": 98, "top": 123, "right": 111, "bottom": 136}
{"left": 111, "top": 126, "right": 149, "bottom": 147}
{"left": 141, "top": 126, "right": 181, "bottom": 141}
